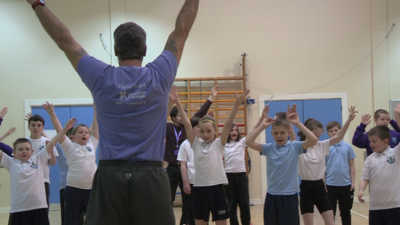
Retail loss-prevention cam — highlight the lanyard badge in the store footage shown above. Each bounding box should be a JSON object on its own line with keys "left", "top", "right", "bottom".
{"left": 173, "top": 126, "right": 182, "bottom": 156}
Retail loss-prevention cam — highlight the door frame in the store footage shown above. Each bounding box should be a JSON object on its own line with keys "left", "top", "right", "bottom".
{"left": 24, "top": 99, "right": 93, "bottom": 138}
{"left": 258, "top": 92, "right": 348, "bottom": 202}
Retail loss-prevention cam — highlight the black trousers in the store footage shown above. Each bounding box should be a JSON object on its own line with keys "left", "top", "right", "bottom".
{"left": 225, "top": 173, "right": 251, "bottom": 225}
{"left": 44, "top": 182, "right": 50, "bottom": 215}
{"left": 167, "top": 164, "right": 188, "bottom": 225}
{"left": 60, "top": 188, "right": 84, "bottom": 225}
{"left": 326, "top": 185, "right": 354, "bottom": 225}
{"left": 64, "top": 186, "right": 90, "bottom": 225}
{"left": 8, "top": 208, "right": 49, "bottom": 225}
{"left": 183, "top": 184, "right": 195, "bottom": 225}
{"left": 84, "top": 160, "right": 175, "bottom": 225}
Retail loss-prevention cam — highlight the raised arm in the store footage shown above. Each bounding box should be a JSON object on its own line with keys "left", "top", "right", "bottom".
{"left": 46, "top": 118, "right": 76, "bottom": 155}
{"left": 352, "top": 114, "right": 370, "bottom": 148}
{"left": 192, "top": 85, "right": 218, "bottom": 118}
{"left": 245, "top": 117, "right": 275, "bottom": 152}
{"left": 164, "top": 0, "right": 199, "bottom": 65}
{"left": 172, "top": 86, "right": 194, "bottom": 145}
{"left": 43, "top": 102, "right": 66, "bottom": 144}
{"left": 329, "top": 106, "right": 358, "bottom": 146}
{"left": 288, "top": 106, "right": 318, "bottom": 149}
{"left": 27, "top": 0, "right": 87, "bottom": 71}
{"left": 393, "top": 103, "right": 400, "bottom": 132}
{"left": 249, "top": 105, "right": 269, "bottom": 136}
{"left": 221, "top": 90, "right": 250, "bottom": 146}
{"left": 0, "top": 127, "right": 16, "bottom": 143}
{"left": 287, "top": 104, "right": 298, "bottom": 141}
{"left": 89, "top": 104, "right": 99, "bottom": 140}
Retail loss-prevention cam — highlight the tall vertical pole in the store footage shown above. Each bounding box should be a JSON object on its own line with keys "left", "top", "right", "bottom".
{"left": 242, "top": 53, "right": 249, "bottom": 177}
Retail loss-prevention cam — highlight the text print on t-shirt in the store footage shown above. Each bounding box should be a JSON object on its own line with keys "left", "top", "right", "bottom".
{"left": 116, "top": 83, "right": 147, "bottom": 106}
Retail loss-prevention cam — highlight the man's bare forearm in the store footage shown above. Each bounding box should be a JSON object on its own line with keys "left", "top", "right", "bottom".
{"left": 34, "top": 6, "right": 73, "bottom": 50}
{"left": 175, "top": 0, "right": 199, "bottom": 35}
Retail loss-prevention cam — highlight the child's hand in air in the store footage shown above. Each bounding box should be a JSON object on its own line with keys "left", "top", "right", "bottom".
{"left": 169, "top": 85, "right": 179, "bottom": 103}
{"left": 0, "top": 107, "right": 8, "bottom": 119}
{"left": 361, "top": 114, "right": 371, "bottom": 126}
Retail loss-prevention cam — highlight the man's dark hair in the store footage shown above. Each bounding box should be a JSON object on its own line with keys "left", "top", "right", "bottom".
{"left": 190, "top": 117, "right": 200, "bottom": 128}
{"left": 114, "top": 22, "right": 147, "bottom": 61}
{"left": 28, "top": 114, "right": 45, "bottom": 126}
{"left": 170, "top": 106, "right": 178, "bottom": 122}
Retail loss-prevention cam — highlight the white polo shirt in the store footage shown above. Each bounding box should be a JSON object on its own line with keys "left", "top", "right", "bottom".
{"left": 299, "top": 140, "right": 330, "bottom": 180}
{"left": 177, "top": 139, "right": 195, "bottom": 184}
{"left": 0, "top": 149, "right": 50, "bottom": 213}
{"left": 27, "top": 136, "right": 59, "bottom": 184}
{"left": 224, "top": 137, "right": 247, "bottom": 173}
{"left": 192, "top": 137, "right": 228, "bottom": 187}
{"left": 61, "top": 136, "right": 99, "bottom": 189}
{"left": 361, "top": 145, "right": 400, "bottom": 210}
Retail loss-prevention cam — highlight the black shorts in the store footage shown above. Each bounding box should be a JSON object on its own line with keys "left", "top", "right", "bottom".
{"left": 369, "top": 207, "right": 400, "bottom": 225}
{"left": 193, "top": 184, "right": 229, "bottom": 222}
{"left": 8, "top": 208, "right": 49, "bottom": 225}
{"left": 84, "top": 160, "right": 175, "bottom": 225}
{"left": 300, "top": 179, "right": 332, "bottom": 214}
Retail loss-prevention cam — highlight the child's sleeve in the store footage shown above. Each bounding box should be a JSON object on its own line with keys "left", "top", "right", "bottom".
{"left": 390, "top": 120, "right": 400, "bottom": 133}
{"left": 260, "top": 143, "right": 271, "bottom": 156}
{"left": 361, "top": 157, "right": 371, "bottom": 181}
{"left": 216, "top": 138, "right": 224, "bottom": 156}
{"left": 192, "top": 100, "right": 212, "bottom": 118}
{"left": 77, "top": 55, "right": 110, "bottom": 94}
{"left": 352, "top": 123, "right": 368, "bottom": 148}
{"left": 0, "top": 154, "right": 13, "bottom": 171}
{"left": 191, "top": 137, "right": 201, "bottom": 151}
{"left": 0, "top": 142, "right": 13, "bottom": 157}
{"left": 347, "top": 144, "right": 356, "bottom": 160}
{"left": 89, "top": 136, "right": 100, "bottom": 153}
{"left": 60, "top": 137, "right": 73, "bottom": 154}
{"left": 177, "top": 141, "right": 189, "bottom": 162}
{"left": 292, "top": 141, "right": 306, "bottom": 155}
{"left": 241, "top": 137, "right": 247, "bottom": 148}
{"left": 37, "top": 147, "right": 51, "bottom": 164}
{"left": 321, "top": 140, "right": 330, "bottom": 156}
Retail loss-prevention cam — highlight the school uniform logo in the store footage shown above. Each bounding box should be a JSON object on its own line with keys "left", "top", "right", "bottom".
{"left": 387, "top": 155, "right": 395, "bottom": 164}
{"left": 86, "top": 147, "right": 92, "bottom": 152}
{"left": 31, "top": 161, "right": 38, "bottom": 169}
{"left": 392, "top": 137, "right": 397, "bottom": 143}
{"left": 39, "top": 145, "right": 45, "bottom": 151}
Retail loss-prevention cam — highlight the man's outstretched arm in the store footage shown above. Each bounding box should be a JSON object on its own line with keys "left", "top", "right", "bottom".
{"left": 27, "top": 0, "right": 87, "bottom": 71}
{"left": 164, "top": 0, "right": 199, "bottom": 65}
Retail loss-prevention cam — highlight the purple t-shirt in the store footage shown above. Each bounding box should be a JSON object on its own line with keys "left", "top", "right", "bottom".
{"left": 77, "top": 51, "right": 177, "bottom": 161}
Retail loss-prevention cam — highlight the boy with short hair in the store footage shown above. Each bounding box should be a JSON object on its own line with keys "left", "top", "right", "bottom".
{"left": 27, "top": 114, "right": 59, "bottom": 211}
{"left": 177, "top": 116, "right": 201, "bottom": 225}
{"left": 0, "top": 119, "right": 74, "bottom": 225}
{"left": 352, "top": 109, "right": 400, "bottom": 156}
{"left": 358, "top": 126, "right": 400, "bottom": 224}
{"left": 245, "top": 104, "right": 318, "bottom": 225}
{"left": 325, "top": 121, "right": 356, "bottom": 225}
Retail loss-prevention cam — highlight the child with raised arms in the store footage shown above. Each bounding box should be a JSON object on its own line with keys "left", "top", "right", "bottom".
{"left": 223, "top": 105, "right": 270, "bottom": 225}
{"left": 358, "top": 126, "right": 400, "bottom": 224}
{"left": 43, "top": 102, "right": 98, "bottom": 225}
{"left": 325, "top": 120, "right": 357, "bottom": 225}
{"left": 175, "top": 85, "right": 250, "bottom": 225}
{"left": 245, "top": 104, "right": 318, "bottom": 225}
{"left": 353, "top": 108, "right": 400, "bottom": 156}
{"left": 0, "top": 118, "right": 73, "bottom": 225}
{"left": 297, "top": 106, "right": 357, "bottom": 225}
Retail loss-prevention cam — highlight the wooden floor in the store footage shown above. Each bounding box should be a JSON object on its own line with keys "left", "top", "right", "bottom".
{"left": 0, "top": 203, "right": 369, "bottom": 225}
